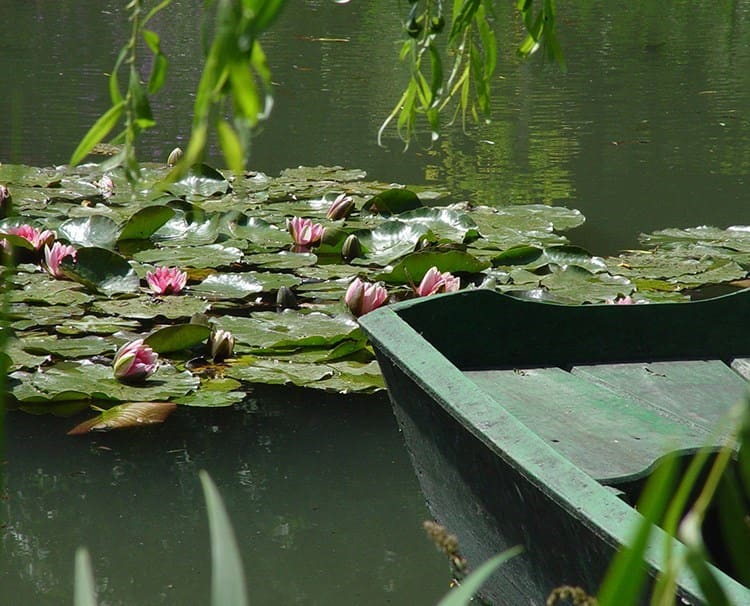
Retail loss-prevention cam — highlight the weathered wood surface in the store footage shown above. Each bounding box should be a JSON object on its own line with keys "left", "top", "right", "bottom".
{"left": 359, "top": 289, "right": 750, "bottom": 605}
{"left": 466, "top": 359, "right": 745, "bottom": 483}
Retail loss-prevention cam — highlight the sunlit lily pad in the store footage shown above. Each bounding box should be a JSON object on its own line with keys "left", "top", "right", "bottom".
{"left": 9, "top": 276, "right": 94, "bottom": 306}
{"left": 55, "top": 315, "right": 142, "bottom": 336}
{"left": 166, "top": 163, "right": 230, "bottom": 199}
{"left": 396, "top": 207, "right": 479, "bottom": 242}
{"left": 217, "top": 310, "right": 358, "bottom": 351}
{"left": 311, "top": 360, "right": 384, "bottom": 393}
{"left": 19, "top": 334, "right": 114, "bottom": 358}
{"left": 8, "top": 302, "right": 86, "bottom": 331}
{"left": 539, "top": 266, "right": 634, "bottom": 304}
{"left": 174, "top": 390, "right": 246, "bottom": 407}
{"left": 191, "top": 272, "right": 301, "bottom": 299}
{"left": 225, "top": 357, "right": 335, "bottom": 386}
{"left": 133, "top": 243, "right": 243, "bottom": 268}
{"left": 92, "top": 294, "right": 211, "bottom": 320}
{"left": 353, "top": 220, "right": 428, "bottom": 266}
{"left": 58, "top": 215, "right": 120, "bottom": 249}
{"left": 9, "top": 361, "right": 199, "bottom": 403}
{"left": 640, "top": 225, "right": 750, "bottom": 252}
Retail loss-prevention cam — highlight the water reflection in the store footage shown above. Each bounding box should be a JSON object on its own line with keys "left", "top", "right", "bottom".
{"left": 3, "top": 2, "right": 750, "bottom": 254}
{"left": 2, "top": 387, "right": 448, "bottom": 605}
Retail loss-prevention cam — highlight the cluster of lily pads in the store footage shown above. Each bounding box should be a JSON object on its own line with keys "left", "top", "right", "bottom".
{"left": 0, "top": 160, "right": 747, "bottom": 431}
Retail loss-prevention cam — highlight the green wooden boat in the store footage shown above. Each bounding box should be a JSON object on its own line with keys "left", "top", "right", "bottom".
{"left": 359, "top": 289, "right": 750, "bottom": 605}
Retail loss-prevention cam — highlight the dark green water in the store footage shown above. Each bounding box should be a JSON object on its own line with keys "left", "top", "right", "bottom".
{"left": 2, "top": 2, "right": 750, "bottom": 604}
{"left": 2, "top": 388, "right": 448, "bottom": 605}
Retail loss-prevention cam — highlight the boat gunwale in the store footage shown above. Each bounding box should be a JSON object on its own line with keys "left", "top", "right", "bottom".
{"left": 359, "top": 298, "right": 750, "bottom": 604}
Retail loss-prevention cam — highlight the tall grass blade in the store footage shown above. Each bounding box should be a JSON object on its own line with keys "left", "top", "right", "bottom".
{"left": 435, "top": 545, "right": 523, "bottom": 606}
{"left": 199, "top": 470, "right": 249, "bottom": 606}
{"left": 74, "top": 547, "right": 98, "bottom": 606}
{"left": 597, "top": 453, "right": 678, "bottom": 606}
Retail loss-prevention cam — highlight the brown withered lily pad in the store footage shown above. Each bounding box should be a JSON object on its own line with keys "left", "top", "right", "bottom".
{"left": 67, "top": 401, "right": 177, "bottom": 435}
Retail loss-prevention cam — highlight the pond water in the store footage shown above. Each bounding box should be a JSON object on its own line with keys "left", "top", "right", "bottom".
{"left": 2, "top": 1, "right": 750, "bottom": 604}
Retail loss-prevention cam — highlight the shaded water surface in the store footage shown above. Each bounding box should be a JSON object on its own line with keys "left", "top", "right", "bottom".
{"left": 2, "top": 388, "right": 448, "bottom": 605}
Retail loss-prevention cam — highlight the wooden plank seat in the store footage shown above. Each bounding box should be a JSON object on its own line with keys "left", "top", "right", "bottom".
{"left": 466, "top": 358, "right": 746, "bottom": 484}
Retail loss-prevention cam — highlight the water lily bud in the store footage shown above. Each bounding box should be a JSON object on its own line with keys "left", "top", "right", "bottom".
{"left": 210, "top": 329, "right": 235, "bottom": 362}
{"left": 276, "top": 285, "right": 298, "bottom": 310}
{"left": 326, "top": 194, "right": 355, "bottom": 220}
{"left": 0, "top": 184, "right": 11, "bottom": 218}
{"left": 167, "top": 147, "right": 183, "bottom": 167}
{"left": 345, "top": 278, "right": 388, "bottom": 317}
{"left": 113, "top": 339, "right": 158, "bottom": 383}
{"left": 97, "top": 174, "right": 115, "bottom": 198}
{"left": 341, "top": 234, "right": 362, "bottom": 263}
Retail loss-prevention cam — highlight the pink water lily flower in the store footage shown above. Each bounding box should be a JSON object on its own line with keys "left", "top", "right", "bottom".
{"left": 287, "top": 216, "right": 324, "bottom": 247}
{"left": 146, "top": 266, "right": 188, "bottom": 295}
{"left": 7, "top": 224, "right": 56, "bottom": 250}
{"left": 113, "top": 339, "right": 159, "bottom": 383}
{"left": 415, "top": 266, "right": 461, "bottom": 297}
{"left": 44, "top": 242, "right": 77, "bottom": 278}
{"left": 345, "top": 277, "right": 388, "bottom": 317}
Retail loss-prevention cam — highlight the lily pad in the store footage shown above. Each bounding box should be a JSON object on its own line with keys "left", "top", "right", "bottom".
{"left": 92, "top": 294, "right": 211, "bottom": 320}
{"left": 118, "top": 205, "right": 176, "bottom": 241}
{"left": 19, "top": 334, "right": 114, "bottom": 359}
{"left": 354, "top": 220, "right": 428, "bottom": 266}
{"left": 191, "top": 272, "right": 301, "bottom": 299}
{"left": 133, "top": 243, "right": 243, "bottom": 268}
{"left": 217, "top": 310, "right": 358, "bottom": 351}
{"left": 58, "top": 215, "right": 120, "bottom": 249}
{"left": 9, "top": 361, "right": 199, "bottom": 404}
{"left": 60, "top": 246, "right": 140, "bottom": 295}
{"left": 166, "top": 163, "right": 230, "bottom": 199}
{"left": 144, "top": 323, "right": 212, "bottom": 354}
{"left": 379, "top": 250, "right": 490, "bottom": 284}
{"left": 174, "top": 390, "right": 246, "bottom": 408}
{"left": 363, "top": 188, "right": 423, "bottom": 215}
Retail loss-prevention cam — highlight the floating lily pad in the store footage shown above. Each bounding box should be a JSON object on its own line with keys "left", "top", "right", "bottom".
{"left": 58, "top": 215, "right": 120, "bottom": 249}
{"left": 92, "top": 294, "right": 211, "bottom": 320}
{"left": 174, "top": 390, "right": 246, "bottom": 407}
{"left": 396, "top": 207, "right": 479, "bottom": 242}
{"left": 9, "top": 361, "right": 199, "bottom": 403}
{"left": 363, "top": 188, "right": 423, "bottom": 215}
{"left": 217, "top": 310, "right": 358, "bottom": 351}
{"left": 60, "top": 246, "right": 140, "bottom": 295}
{"left": 144, "top": 323, "right": 212, "bottom": 353}
{"left": 133, "top": 243, "right": 243, "bottom": 268}
{"left": 166, "top": 163, "right": 230, "bottom": 199}
{"left": 354, "top": 220, "right": 428, "bottom": 266}
{"left": 191, "top": 272, "right": 301, "bottom": 299}
{"left": 379, "top": 250, "right": 490, "bottom": 284}
{"left": 9, "top": 276, "right": 94, "bottom": 306}
{"left": 19, "top": 334, "right": 114, "bottom": 359}
{"left": 118, "top": 205, "right": 176, "bottom": 241}
{"left": 55, "top": 315, "right": 142, "bottom": 336}
{"left": 225, "top": 357, "right": 335, "bottom": 387}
